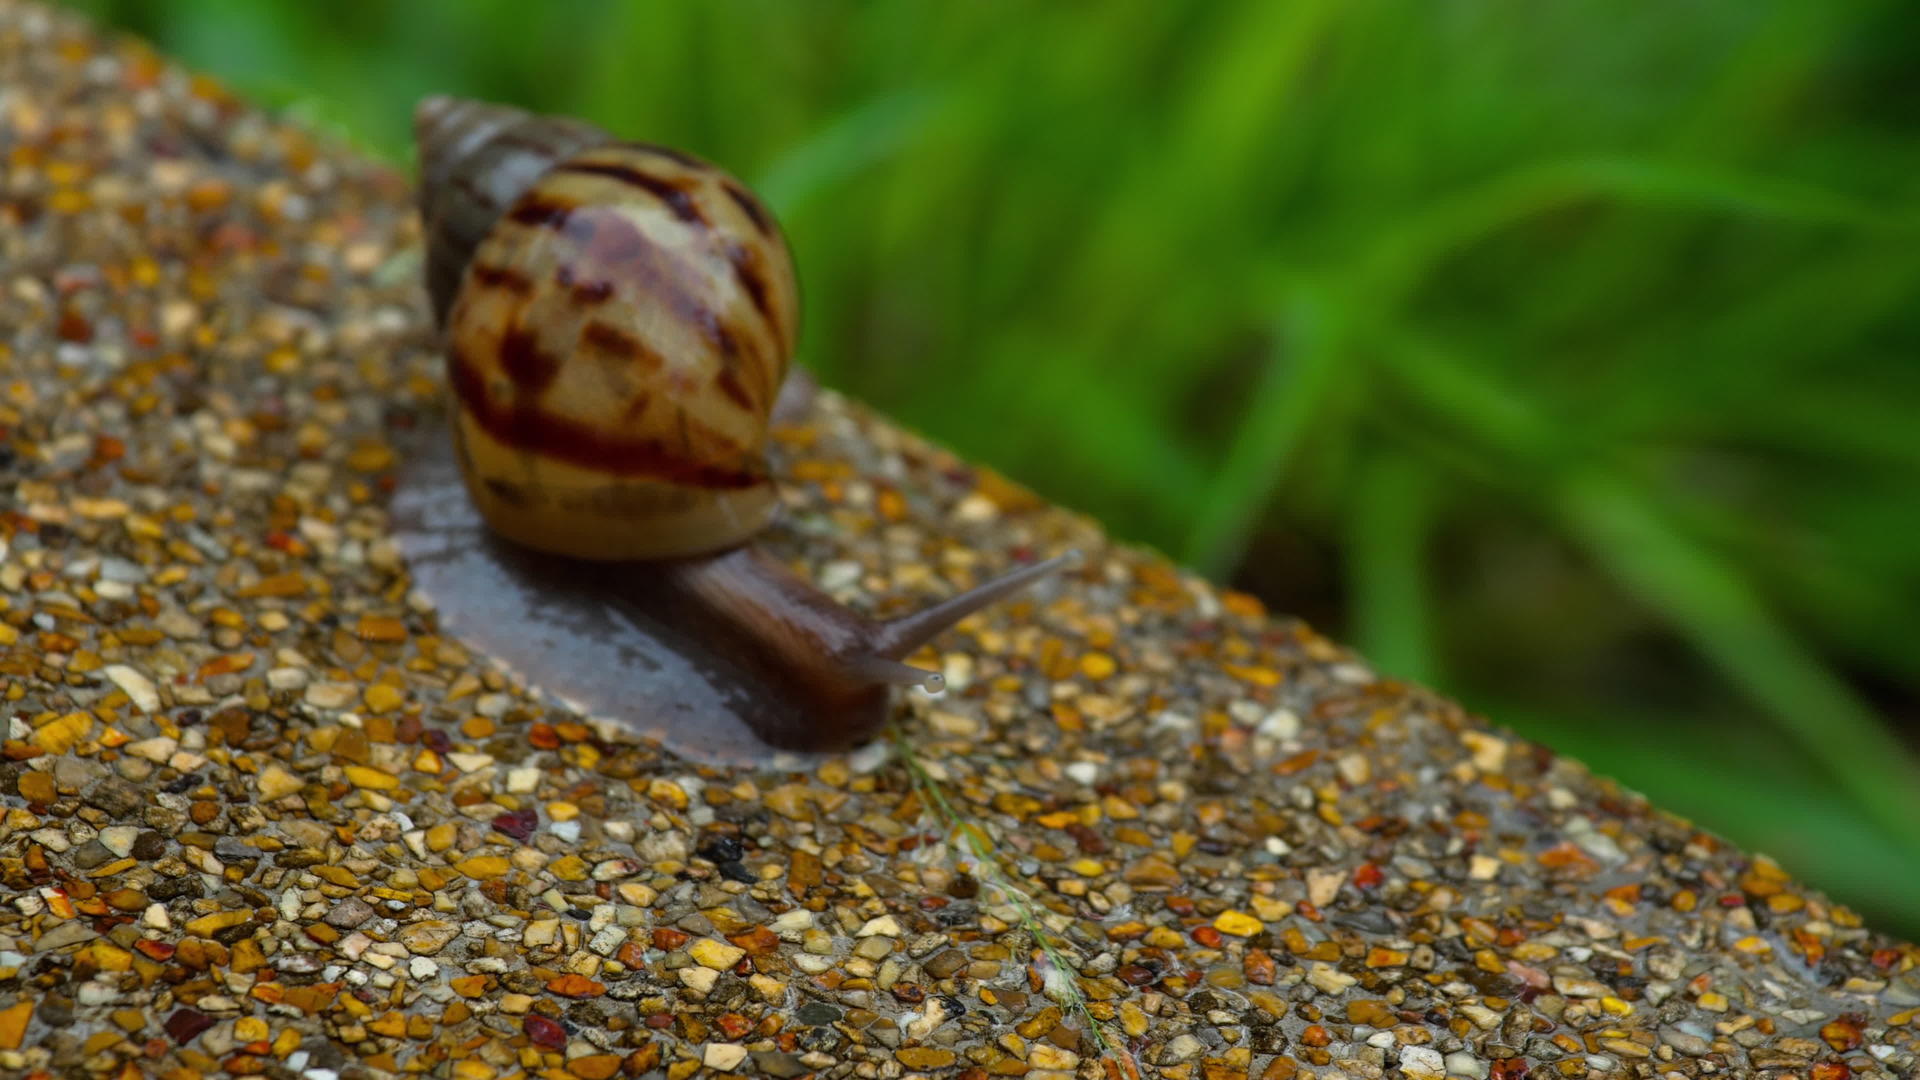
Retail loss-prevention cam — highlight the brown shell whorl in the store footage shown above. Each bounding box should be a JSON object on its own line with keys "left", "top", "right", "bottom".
{"left": 414, "top": 95, "right": 613, "bottom": 326}
{"left": 418, "top": 96, "right": 802, "bottom": 561}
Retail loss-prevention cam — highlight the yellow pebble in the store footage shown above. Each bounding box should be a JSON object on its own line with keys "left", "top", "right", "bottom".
{"left": 78, "top": 941, "right": 132, "bottom": 972}
{"left": 1213, "top": 911, "right": 1263, "bottom": 937}
{"left": 456, "top": 855, "right": 510, "bottom": 880}
{"left": 645, "top": 779, "right": 688, "bottom": 809}
{"left": 363, "top": 684, "right": 404, "bottom": 714}
{"left": 183, "top": 909, "right": 251, "bottom": 938}
{"left": 346, "top": 442, "right": 396, "bottom": 473}
{"left": 1224, "top": 663, "right": 1282, "bottom": 687}
{"left": 343, "top": 765, "right": 399, "bottom": 790}
{"left": 1079, "top": 652, "right": 1116, "bottom": 680}
{"left": 449, "top": 974, "right": 489, "bottom": 998}
{"left": 34, "top": 712, "right": 93, "bottom": 754}
{"left": 690, "top": 938, "right": 746, "bottom": 970}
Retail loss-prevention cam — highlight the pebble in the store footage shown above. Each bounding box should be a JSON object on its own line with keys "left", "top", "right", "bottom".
{"left": 679, "top": 968, "right": 720, "bottom": 993}
{"left": 0, "top": 1001, "right": 34, "bottom": 1051}
{"left": 97, "top": 826, "right": 138, "bottom": 858}
{"left": 324, "top": 899, "right": 376, "bottom": 929}
{"left": 257, "top": 765, "right": 305, "bottom": 800}
{"left": 396, "top": 920, "right": 459, "bottom": 955}
{"left": 16, "top": 771, "right": 55, "bottom": 805}
{"left": 690, "top": 938, "right": 746, "bottom": 970}
{"left": 123, "top": 737, "right": 177, "bottom": 763}
{"left": 99, "top": 665, "right": 159, "bottom": 712}
{"left": 304, "top": 682, "right": 358, "bottom": 709}
{"left": 1399, "top": 1046, "right": 1446, "bottom": 1078}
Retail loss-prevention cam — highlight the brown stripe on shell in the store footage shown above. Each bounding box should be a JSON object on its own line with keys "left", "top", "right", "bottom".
{"left": 581, "top": 320, "right": 644, "bottom": 360}
{"left": 566, "top": 205, "right": 780, "bottom": 402}
{"left": 715, "top": 314, "right": 779, "bottom": 411}
{"left": 483, "top": 477, "right": 534, "bottom": 508}
{"left": 554, "top": 160, "right": 706, "bottom": 225}
{"left": 728, "top": 242, "right": 773, "bottom": 325}
{"left": 571, "top": 279, "right": 614, "bottom": 305}
{"left": 715, "top": 367, "right": 754, "bottom": 412}
{"left": 469, "top": 264, "right": 534, "bottom": 295}
{"left": 554, "top": 262, "right": 614, "bottom": 305}
{"left": 721, "top": 179, "right": 774, "bottom": 237}
{"left": 507, "top": 194, "right": 580, "bottom": 231}
{"left": 450, "top": 346, "right": 764, "bottom": 489}
{"left": 499, "top": 325, "right": 562, "bottom": 394}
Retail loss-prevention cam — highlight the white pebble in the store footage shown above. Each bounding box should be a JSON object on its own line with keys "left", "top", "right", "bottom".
{"left": 97, "top": 826, "right": 138, "bottom": 857}
{"left": 102, "top": 665, "right": 159, "bottom": 713}
{"left": 305, "top": 682, "right": 357, "bottom": 709}
{"left": 771, "top": 910, "right": 813, "bottom": 940}
{"left": 1397, "top": 1045, "right": 1445, "bottom": 1079}
{"left": 124, "top": 737, "right": 176, "bottom": 763}
{"left": 1258, "top": 709, "right": 1300, "bottom": 740}
{"left": 856, "top": 915, "right": 901, "bottom": 937}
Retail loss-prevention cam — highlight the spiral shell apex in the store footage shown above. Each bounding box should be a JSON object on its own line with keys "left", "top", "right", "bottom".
{"left": 415, "top": 96, "right": 800, "bottom": 561}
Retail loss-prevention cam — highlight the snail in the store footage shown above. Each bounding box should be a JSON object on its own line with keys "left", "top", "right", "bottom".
{"left": 390, "top": 96, "right": 1076, "bottom": 761}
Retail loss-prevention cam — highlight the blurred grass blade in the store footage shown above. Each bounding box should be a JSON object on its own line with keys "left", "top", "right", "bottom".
{"left": 1347, "top": 454, "right": 1439, "bottom": 685}
{"left": 1182, "top": 279, "right": 1345, "bottom": 575}
{"left": 754, "top": 87, "right": 943, "bottom": 215}
{"left": 1354, "top": 155, "right": 1920, "bottom": 313}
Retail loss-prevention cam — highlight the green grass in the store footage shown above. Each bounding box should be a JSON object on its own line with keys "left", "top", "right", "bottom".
{"left": 67, "top": 0, "right": 1920, "bottom": 937}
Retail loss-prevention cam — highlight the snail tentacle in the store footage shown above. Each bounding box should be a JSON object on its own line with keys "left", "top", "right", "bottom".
{"left": 871, "top": 549, "right": 1083, "bottom": 661}
{"left": 845, "top": 654, "right": 946, "bottom": 692}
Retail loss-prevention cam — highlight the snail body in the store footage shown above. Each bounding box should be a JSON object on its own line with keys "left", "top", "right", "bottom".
{"left": 397, "top": 97, "right": 1073, "bottom": 757}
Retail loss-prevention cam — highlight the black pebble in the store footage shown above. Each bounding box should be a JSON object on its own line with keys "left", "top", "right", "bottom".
{"left": 794, "top": 1001, "right": 840, "bottom": 1026}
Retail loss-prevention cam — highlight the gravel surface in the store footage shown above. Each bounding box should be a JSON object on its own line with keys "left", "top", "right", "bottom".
{"left": 0, "top": 3, "right": 1916, "bottom": 1078}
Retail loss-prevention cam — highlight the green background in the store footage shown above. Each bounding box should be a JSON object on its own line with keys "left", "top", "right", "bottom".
{"left": 68, "top": 0, "right": 1920, "bottom": 937}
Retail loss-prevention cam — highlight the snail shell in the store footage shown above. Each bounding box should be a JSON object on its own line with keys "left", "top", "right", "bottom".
{"left": 417, "top": 94, "right": 798, "bottom": 561}
{"left": 397, "top": 96, "right": 1074, "bottom": 760}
